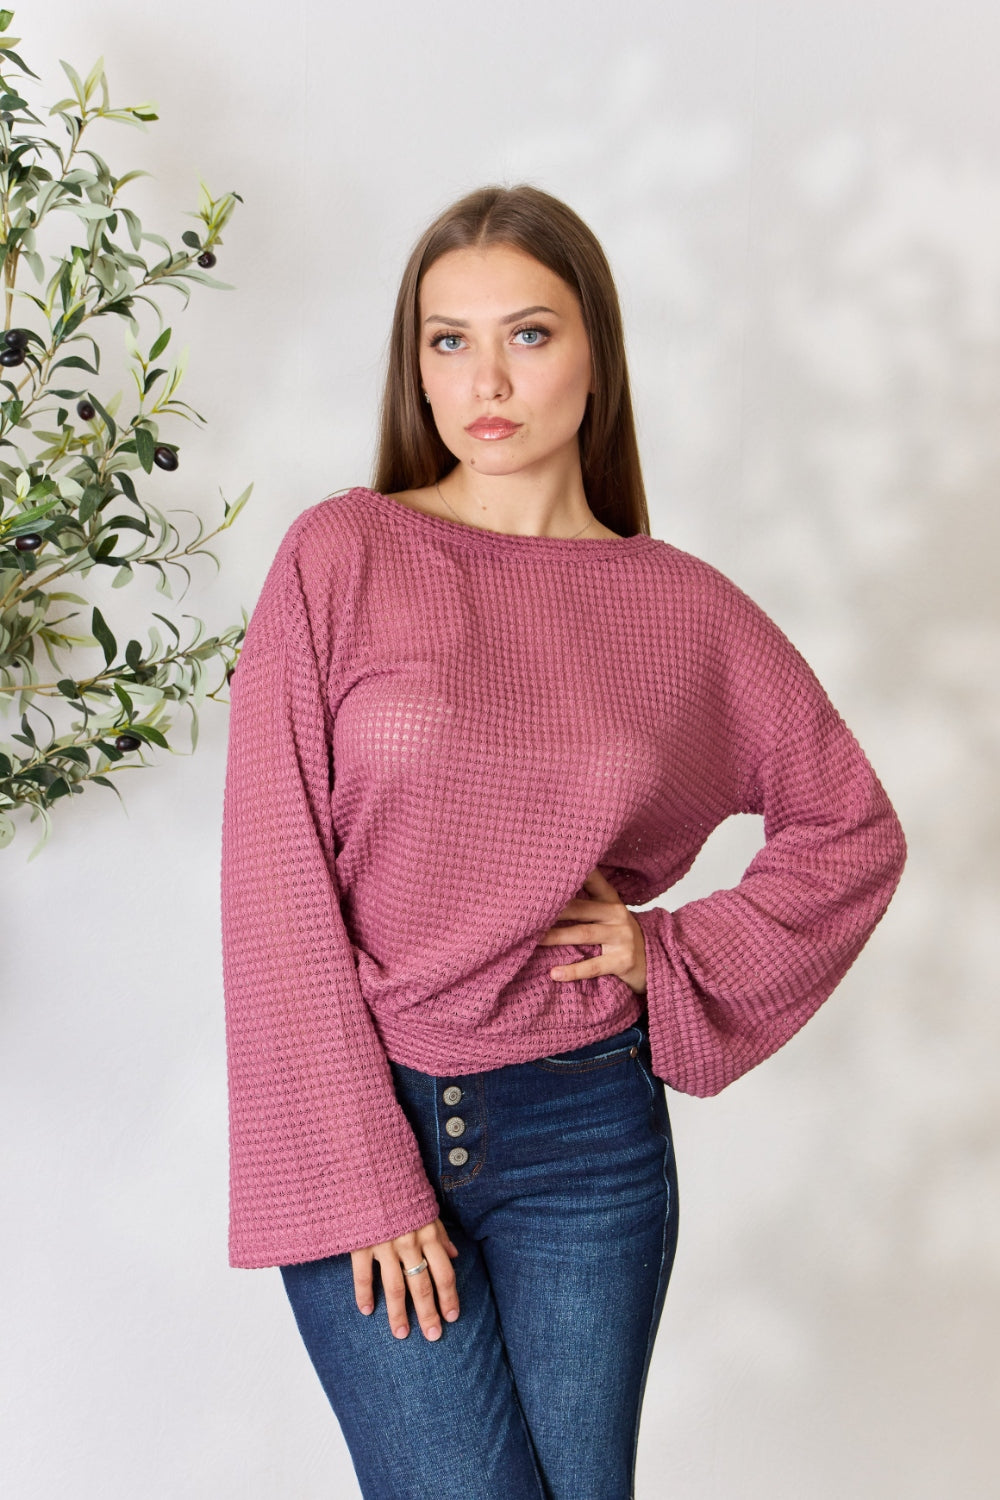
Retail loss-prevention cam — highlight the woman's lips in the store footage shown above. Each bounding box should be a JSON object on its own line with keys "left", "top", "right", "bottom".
{"left": 464, "top": 418, "right": 522, "bottom": 439}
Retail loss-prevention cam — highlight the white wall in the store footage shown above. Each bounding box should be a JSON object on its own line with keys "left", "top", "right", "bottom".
{"left": 3, "top": 1, "right": 996, "bottom": 1495}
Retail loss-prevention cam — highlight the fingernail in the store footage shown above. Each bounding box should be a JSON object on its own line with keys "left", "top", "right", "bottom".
{"left": 425, "top": 1325, "right": 441, "bottom": 1341}
{"left": 394, "top": 1325, "right": 408, "bottom": 1338}
{"left": 445, "top": 1308, "right": 459, "bottom": 1322}
{"left": 360, "top": 1303, "right": 374, "bottom": 1315}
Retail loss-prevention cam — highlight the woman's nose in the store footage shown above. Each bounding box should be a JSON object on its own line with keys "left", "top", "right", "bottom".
{"left": 471, "top": 348, "right": 512, "bottom": 402}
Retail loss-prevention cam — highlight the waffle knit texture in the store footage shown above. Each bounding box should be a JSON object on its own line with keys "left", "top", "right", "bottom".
{"left": 220, "top": 486, "right": 906, "bottom": 1268}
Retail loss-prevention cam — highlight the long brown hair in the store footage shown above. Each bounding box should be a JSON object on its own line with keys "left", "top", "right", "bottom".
{"left": 371, "top": 184, "right": 650, "bottom": 538}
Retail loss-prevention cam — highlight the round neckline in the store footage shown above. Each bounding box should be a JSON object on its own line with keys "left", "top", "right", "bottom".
{"left": 354, "top": 486, "right": 658, "bottom": 560}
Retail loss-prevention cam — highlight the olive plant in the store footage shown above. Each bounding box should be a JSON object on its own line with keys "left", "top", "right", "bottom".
{"left": 0, "top": 9, "right": 251, "bottom": 858}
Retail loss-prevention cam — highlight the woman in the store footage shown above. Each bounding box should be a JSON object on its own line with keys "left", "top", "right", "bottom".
{"left": 220, "top": 183, "right": 906, "bottom": 1499}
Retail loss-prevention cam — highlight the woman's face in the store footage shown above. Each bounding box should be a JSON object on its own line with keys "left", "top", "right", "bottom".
{"left": 417, "top": 243, "right": 594, "bottom": 481}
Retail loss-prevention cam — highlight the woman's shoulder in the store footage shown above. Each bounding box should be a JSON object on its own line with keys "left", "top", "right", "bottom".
{"left": 642, "top": 539, "right": 810, "bottom": 667}
{"left": 237, "top": 490, "right": 379, "bottom": 637}
{"left": 643, "top": 536, "right": 758, "bottom": 609}
{"left": 277, "top": 486, "right": 380, "bottom": 549}
{"left": 264, "top": 487, "right": 384, "bottom": 582}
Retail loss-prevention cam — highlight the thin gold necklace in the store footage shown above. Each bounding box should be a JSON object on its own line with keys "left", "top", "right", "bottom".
{"left": 434, "top": 481, "right": 595, "bottom": 540}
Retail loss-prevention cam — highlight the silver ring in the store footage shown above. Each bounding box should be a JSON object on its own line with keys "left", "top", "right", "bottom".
{"left": 403, "top": 1258, "right": 429, "bottom": 1277}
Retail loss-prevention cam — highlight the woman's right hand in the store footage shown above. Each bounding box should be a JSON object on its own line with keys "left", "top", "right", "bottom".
{"left": 351, "top": 1216, "right": 460, "bottom": 1341}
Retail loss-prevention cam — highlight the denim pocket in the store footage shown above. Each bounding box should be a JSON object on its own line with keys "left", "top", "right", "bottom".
{"left": 530, "top": 1019, "right": 646, "bottom": 1074}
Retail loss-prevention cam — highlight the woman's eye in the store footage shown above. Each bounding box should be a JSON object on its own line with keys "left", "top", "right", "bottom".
{"left": 430, "top": 325, "right": 550, "bottom": 351}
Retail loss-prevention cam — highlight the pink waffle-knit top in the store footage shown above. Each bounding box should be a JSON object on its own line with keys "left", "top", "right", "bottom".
{"left": 219, "top": 486, "right": 906, "bottom": 1267}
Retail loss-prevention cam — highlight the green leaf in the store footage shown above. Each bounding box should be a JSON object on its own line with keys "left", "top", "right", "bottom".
{"left": 86, "top": 391, "right": 117, "bottom": 443}
{"left": 91, "top": 605, "right": 117, "bottom": 666}
{"left": 103, "top": 299, "right": 136, "bottom": 320}
{"left": 140, "top": 230, "right": 172, "bottom": 254}
{"left": 102, "top": 514, "right": 149, "bottom": 535}
{"left": 7, "top": 52, "right": 42, "bottom": 80}
{"left": 131, "top": 723, "right": 168, "bottom": 748}
{"left": 56, "top": 678, "right": 80, "bottom": 698}
{"left": 51, "top": 355, "right": 99, "bottom": 375}
{"left": 169, "top": 268, "right": 235, "bottom": 291}
{"left": 67, "top": 201, "right": 114, "bottom": 221}
{"left": 52, "top": 306, "right": 87, "bottom": 343}
{"left": 79, "top": 486, "right": 104, "bottom": 523}
{"left": 83, "top": 56, "right": 106, "bottom": 103}
{"left": 133, "top": 424, "right": 154, "bottom": 473}
{"left": 113, "top": 682, "right": 134, "bottom": 715}
{"left": 59, "top": 59, "right": 87, "bottom": 108}
{"left": 120, "top": 206, "right": 143, "bottom": 251}
{"left": 148, "top": 326, "right": 171, "bottom": 360}
{"left": 222, "top": 481, "right": 254, "bottom": 526}
{"left": 25, "top": 814, "right": 55, "bottom": 862}
{"left": 181, "top": 230, "right": 202, "bottom": 249}
{"left": 152, "top": 611, "right": 180, "bottom": 644}
{"left": 0, "top": 12, "right": 15, "bottom": 33}
{"left": 5, "top": 497, "right": 63, "bottom": 531}
{"left": 112, "top": 169, "right": 152, "bottom": 190}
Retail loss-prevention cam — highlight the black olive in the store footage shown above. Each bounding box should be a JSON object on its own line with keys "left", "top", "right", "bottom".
{"left": 13, "top": 533, "right": 44, "bottom": 551}
{"left": 197, "top": 250, "right": 217, "bottom": 268}
{"left": 114, "top": 733, "right": 143, "bottom": 753}
{"left": 153, "top": 445, "right": 179, "bottom": 471}
{"left": 3, "top": 327, "right": 29, "bottom": 349}
{"left": 0, "top": 347, "right": 25, "bottom": 366}
{"left": 77, "top": 400, "right": 96, "bottom": 421}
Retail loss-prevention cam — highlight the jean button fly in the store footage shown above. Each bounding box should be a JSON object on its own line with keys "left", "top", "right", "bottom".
{"left": 448, "top": 1146, "right": 469, "bottom": 1167}
{"left": 442, "top": 1085, "right": 463, "bottom": 1106}
{"left": 445, "top": 1116, "right": 466, "bottom": 1138}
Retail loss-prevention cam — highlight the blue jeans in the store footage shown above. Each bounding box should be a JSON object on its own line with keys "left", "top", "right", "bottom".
{"left": 280, "top": 1011, "right": 679, "bottom": 1499}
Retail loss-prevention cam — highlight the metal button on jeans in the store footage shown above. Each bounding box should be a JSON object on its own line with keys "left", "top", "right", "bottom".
{"left": 447, "top": 1146, "right": 469, "bottom": 1167}
{"left": 445, "top": 1116, "right": 466, "bottom": 1138}
{"left": 442, "top": 1085, "right": 463, "bottom": 1106}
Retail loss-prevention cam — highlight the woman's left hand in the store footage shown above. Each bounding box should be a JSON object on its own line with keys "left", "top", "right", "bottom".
{"left": 537, "top": 867, "right": 647, "bottom": 995}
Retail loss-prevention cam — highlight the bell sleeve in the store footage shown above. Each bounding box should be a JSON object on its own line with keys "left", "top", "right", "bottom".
{"left": 633, "top": 577, "right": 907, "bottom": 1097}
{"left": 220, "top": 517, "right": 441, "bottom": 1267}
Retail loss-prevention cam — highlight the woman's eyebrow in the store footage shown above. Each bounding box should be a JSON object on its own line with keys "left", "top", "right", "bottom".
{"left": 422, "top": 304, "right": 560, "bottom": 327}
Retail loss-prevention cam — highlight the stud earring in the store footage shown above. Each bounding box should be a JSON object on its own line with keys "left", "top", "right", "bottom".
{"left": 422, "top": 390, "right": 430, "bottom": 403}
